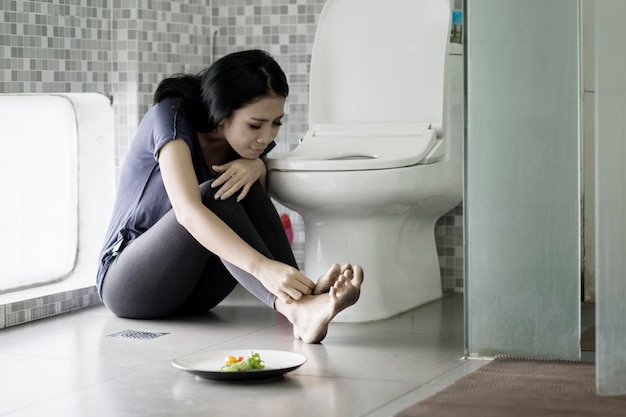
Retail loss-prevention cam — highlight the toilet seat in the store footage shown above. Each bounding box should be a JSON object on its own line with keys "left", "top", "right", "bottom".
{"left": 267, "top": 123, "right": 441, "bottom": 171}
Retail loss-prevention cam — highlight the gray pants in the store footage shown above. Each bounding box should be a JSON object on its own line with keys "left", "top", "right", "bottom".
{"left": 101, "top": 180, "right": 296, "bottom": 319}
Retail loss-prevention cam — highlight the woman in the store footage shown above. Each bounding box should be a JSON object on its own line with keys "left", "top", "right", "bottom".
{"left": 97, "top": 49, "right": 363, "bottom": 343}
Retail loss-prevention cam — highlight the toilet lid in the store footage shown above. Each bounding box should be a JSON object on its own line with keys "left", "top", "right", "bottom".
{"left": 266, "top": 123, "right": 438, "bottom": 171}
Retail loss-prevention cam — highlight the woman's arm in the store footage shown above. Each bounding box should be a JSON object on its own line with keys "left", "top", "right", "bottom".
{"left": 158, "top": 139, "right": 314, "bottom": 303}
{"left": 210, "top": 157, "right": 267, "bottom": 201}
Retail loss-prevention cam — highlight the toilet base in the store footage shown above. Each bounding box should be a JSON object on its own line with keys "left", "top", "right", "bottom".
{"left": 301, "top": 209, "right": 444, "bottom": 323}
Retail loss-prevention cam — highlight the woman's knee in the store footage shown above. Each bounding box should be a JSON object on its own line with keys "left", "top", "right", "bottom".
{"left": 199, "top": 179, "right": 266, "bottom": 204}
{"left": 199, "top": 179, "right": 217, "bottom": 200}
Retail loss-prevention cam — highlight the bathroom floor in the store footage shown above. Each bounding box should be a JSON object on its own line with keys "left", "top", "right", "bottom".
{"left": 0, "top": 290, "right": 594, "bottom": 417}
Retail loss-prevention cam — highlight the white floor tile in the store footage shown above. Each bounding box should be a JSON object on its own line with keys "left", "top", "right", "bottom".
{"left": 0, "top": 292, "right": 492, "bottom": 416}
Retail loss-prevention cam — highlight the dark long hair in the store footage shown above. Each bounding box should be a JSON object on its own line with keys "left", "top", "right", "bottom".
{"left": 153, "top": 50, "right": 289, "bottom": 132}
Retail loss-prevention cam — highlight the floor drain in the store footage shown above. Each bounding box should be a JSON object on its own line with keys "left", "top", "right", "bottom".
{"left": 106, "top": 330, "right": 170, "bottom": 339}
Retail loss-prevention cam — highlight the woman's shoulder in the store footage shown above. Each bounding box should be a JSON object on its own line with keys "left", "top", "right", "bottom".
{"left": 141, "top": 97, "right": 196, "bottom": 146}
{"left": 151, "top": 96, "right": 184, "bottom": 115}
{"left": 140, "top": 97, "right": 189, "bottom": 128}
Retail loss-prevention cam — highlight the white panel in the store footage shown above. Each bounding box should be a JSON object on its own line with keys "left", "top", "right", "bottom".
{"left": 0, "top": 96, "right": 78, "bottom": 290}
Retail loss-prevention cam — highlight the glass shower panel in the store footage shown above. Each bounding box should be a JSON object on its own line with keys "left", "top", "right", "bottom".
{"left": 465, "top": 0, "right": 580, "bottom": 359}
{"left": 594, "top": 0, "right": 626, "bottom": 396}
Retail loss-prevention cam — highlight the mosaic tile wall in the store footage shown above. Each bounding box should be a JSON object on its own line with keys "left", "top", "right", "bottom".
{"left": 0, "top": 0, "right": 464, "bottom": 327}
{"left": 436, "top": 204, "right": 464, "bottom": 292}
{"left": 3, "top": 287, "right": 101, "bottom": 328}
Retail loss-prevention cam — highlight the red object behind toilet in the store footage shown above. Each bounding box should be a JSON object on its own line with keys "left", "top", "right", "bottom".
{"left": 280, "top": 213, "right": 293, "bottom": 246}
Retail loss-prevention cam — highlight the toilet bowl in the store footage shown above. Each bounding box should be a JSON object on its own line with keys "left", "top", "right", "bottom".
{"left": 266, "top": 0, "right": 462, "bottom": 322}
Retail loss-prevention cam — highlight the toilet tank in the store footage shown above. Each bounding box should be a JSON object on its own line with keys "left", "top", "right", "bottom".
{"left": 309, "top": 0, "right": 450, "bottom": 127}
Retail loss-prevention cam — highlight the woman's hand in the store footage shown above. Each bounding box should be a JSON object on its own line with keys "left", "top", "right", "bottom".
{"left": 254, "top": 259, "right": 316, "bottom": 304}
{"left": 211, "top": 158, "right": 267, "bottom": 201}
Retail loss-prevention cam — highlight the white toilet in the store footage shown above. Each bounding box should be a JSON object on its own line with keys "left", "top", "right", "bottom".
{"left": 266, "top": 0, "right": 463, "bottom": 322}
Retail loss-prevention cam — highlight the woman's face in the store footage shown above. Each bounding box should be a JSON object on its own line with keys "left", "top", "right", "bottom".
{"left": 220, "top": 95, "right": 286, "bottom": 159}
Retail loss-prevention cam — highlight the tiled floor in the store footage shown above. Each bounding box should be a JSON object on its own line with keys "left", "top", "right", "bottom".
{"left": 0, "top": 289, "right": 486, "bottom": 417}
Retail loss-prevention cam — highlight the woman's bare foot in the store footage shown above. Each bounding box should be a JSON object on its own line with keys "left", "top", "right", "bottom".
{"left": 313, "top": 263, "right": 352, "bottom": 295}
{"left": 284, "top": 265, "right": 363, "bottom": 343}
